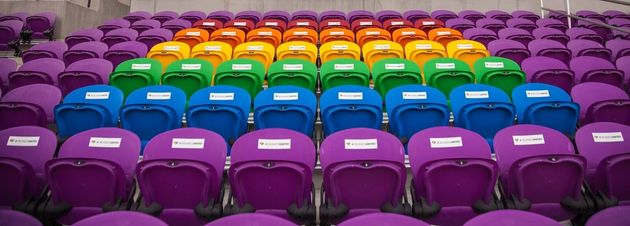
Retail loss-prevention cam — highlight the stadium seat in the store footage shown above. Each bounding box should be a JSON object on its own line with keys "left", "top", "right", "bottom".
{"left": 179, "top": 10, "right": 206, "bottom": 24}
{"left": 254, "top": 85, "right": 317, "bottom": 136}
{"left": 423, "top": 57, "right": 475, "bottom": 97}
{"left": 264, "top": 11, "right": 290, "bottom": 23}
{"left": 276, "top": 41, "right": 318, "bottom": 64}
{"left": 371, "top": 58, "right": 422, "bottom": 96}
{"left": 319, "top": 27, "right": 355, "bottom": 44}
{"left": 213, "top": 58, "right": 266, "bottom": 98}
{"left": 404, "top": 40, "right": 447, "bottom": 73}
{"left": 521, "top": 56, "right": 575, "bottom": 93}
{"left": 571, "top": 82, "right": 630, "bottom": 126}
{"left": 320, "top": 85, "right": 382, "bottom": 136}
{"left": 136, "top": 28, "right": 173, "bottom": 49}
{"left": 428, "top": 28, "right": 464, "bottom": 46}
{"left": 414, "top": 18, "right": 445, "bottom": 33}
{"left": 0, "top": 209, "right": 43, "bottom": 226}
{"left": 233, "top": 41, "right": 275, "bottom": 70}
{"left": 7, "top": 58, "right": 64, "bottom": 89}
{"left": 210, "top": 28, "right": 246, "bottom": 48}
{"left": 362, "top": 40, "right": 404, "bottom": 70}
{"left": 161, "top": 58, "right": 213, "bottom": 98}
{"left": 512, "top": 83, "right": 579, "bottom": 135}
{"left": 286, "top": 19, "right": 318, "bottom": 32}
{"left": 351, "top": 18, "right": 383, "bottom": 33}
{"left": 73, "top": 211, "right": 168, "bottom": 226}
{"left": 497, "top": 27, "right": 534, "bottom": 46}
{"left": 58, "top": 58, "right": 113, "bottom": 96}
{"left": 0, "top": 58, "right": 17, "bottom": 93}
{"left": 320, "top": 10, "right": 347, "bottom": 21}
{"left": 54, "top": 85, "right": 123, "bottom": 138}
{"left": 512, "top": 10, "right": 541, "bottom": 23}
{"left": 567, "top": 39, "right": 611, "bottom": 60}
{"left": 319, "top": 41, "right": 361, "bottom": 64}
{"left": 567, "top": 26, "right": 600, "bottom": 41}
{"left": 283, "top": 27, "right": 318, "bottom": 44}
{"left": 464, "top": 210, "right": 563, "bottom": 226}
{"left": 291, "top": 10, "right": 318, "bottom": 22}
{"left": 338, "top": 213, "right": 430, "bottom": 226}
{"left": 130, "top": 19, "right": 161, "bottom": 34}
{"left": 147, "top": 41, "right": 191, "bottom": 70}
{"left": 506, "top": 18, "right": 538, "bottom": 33}
{"left": 0, "top": 84, "right": 61, "bottom": 129}
{"left": 617, "top": 56, "right": 630, "bottom": 88}
{"left": 391, "top": 28, "right": 427, "bottom": 47}
{"left": 487, "top": 39, "right": 530, "bottom": 65}
{"left": 383, "top": 18, "right": 413, "bottom": 33}
{"left": 473, "top": 56, "right": 525, "bottom": 95}
{"left": 192, "top": 19, "right": 223, "bottom": 34}
{"left": 205, "top": 213, "right": 298, "bottom": 226}
{"left": 62, "top": 41, "right": 108, "bottom": 66}
{"left": 446, "top": 18, "right": 476, "bottom": 33}
{"left": 100, "top": 28, "right": 138, "bottom": 47}
{"left": 235, "top": 10, "right": 262, "bottom": 24}
{"left": 376, "top": 10, "right": 403, "bottom": 23}
{"left": 173, "top": 28, "right": 210, "bottom": 48}
{"left": 432, "top": 10, "right": 458, "bottom": 22}
{"left": 267, "top": 59, "right": 317, "bottom": 92}
{"left": 459, "top": 10, "right": 486, "bottom": 23}
{"left": 355, "top": 27, "right": 392, "bottom": 47}
{"left": 65, "top": 28, "right": 104, "bottom": 49}
{"left": 462, "top": 28, "right": 498, "bottom": 47}
{"left": 527, "top": 39, "right": 571, "bottom": 65}
{"left": 23, "top": 12, "right": 57, "bottom": 41}
{"left": 348, "top": 10, "right": 375, "bottom": 23}
{"left": 446, "top": 40, "right": 490, "bottom": 69}
{"left": 224, "top": 19, "right": 255, "bottom": 33}
{"left": 319, "top": 19, "right": 351, "bottom": 31}
{"left": 98, "top": 18, "right": 130, "bottom": 35}
{"left": 208, "top": 11, "right": 234, "bottom": 23}
{"left": 585, "top": 206, "right": 630, "bottom": 226}
{"left": 109, "top": 58, "right": 162, "bottom": 97}
{"left": 0, "top": 20, "right": 23, "bottom": 55}
{"left": 246, "top": 27, "right": 282, "bottom": 47}
{"left": 256, "top": 18, "right": 287, "bottom": 33}
{"left": 320, "top": 58, "right": 370, "bottom": 91}
{"left": 476, "top": 18, "right": 506, "bottom": 33}
{"left": 403, "top": 10, "right": 430, "bottom": 23}
{"left": 606, "top": 39, "right": 630, "bottom": 61}
{"left": 191, "top": 41, "right": 233, "bottom": 70}
{"left": 151, "top": 11, "right": 178, "bottom": 24}
{"left": 485, "top": 10, "right": 512, "bottom": 23}
{"left": 103, "top": 40, "right": 148, "bottom": 68}
{"left": 536, "top": 18, "right": 568, "bottom": 32}
{"left": 532, "top": 27, "right": 569, "bottom": 45}
{"left": 570, "top": 56, "right": 624, "bottom": 87}
{"left": 21, "top": 41, "right": 67, "bottom": 63}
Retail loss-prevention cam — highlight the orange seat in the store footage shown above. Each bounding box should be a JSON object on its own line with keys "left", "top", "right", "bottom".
{"left": 355, "top": 28, "right": 392, "bottom": 47}
{"left": 283, "top": 28, "right": 318, "bottom": 44}
{"left": 392, "top": 28, "right": 427, "bottom": 47}
{"left": 173, "top": 28, "right": 210, "bottom": 48}
{"left": 319, "top": 28, "right": 355, "bottom": 45}
{"left": 428, "top": 28, "right": 463, "bottom": 46}
{"left": 210, "top": 28, "right": 246, "bottom": 48}
{"left": 246, "top": 28, "right": 283, "bottom": 47}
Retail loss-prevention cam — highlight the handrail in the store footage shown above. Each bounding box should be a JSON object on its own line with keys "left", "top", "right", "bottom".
{"left": 541, "top": 7, "right": 630, "bottom": 34}
{"left": 600, "top": 0, "right": 630, "bottom": 6}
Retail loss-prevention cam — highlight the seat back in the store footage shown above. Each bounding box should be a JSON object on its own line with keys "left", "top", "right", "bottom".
{"left": 527, "top": 39, "right": 571, "bottom": 65}
{"left": 256, "top": 19, "right": 287, "bottom": 33}
{"left": 267, "top": 59, "right": 317, "bottom": 92}
{"left": 320, "top": 58, "right": 370, "bottom": 91}
{"left": 512, "top": 83, "right": 578, "bottom": 135}
{"left": 151, "top": 11, "right": 178, "bottom": 24}
{"left": 476, "top": 18, "right": 506, "bottom": 33}
{"left": 54, "top": 85, "right": 123, "bottom": 138}
{"left": 506, "top": 18, "right": 538, "bottom": 33}
{"left": 1, "top": 84, "right": 61, "bottom": 129}
{"left": 161, "top": 58, "right": 213, "bottom": 99}
{"left": 58, "top": 58, "right": 113, "bottom": 96}
{"left": 276, "top": 41, "right": 318, "bottom": 64}
{"left": 224, "top": 19, "right": 255, "bottom": 33}
{"left": 463, "top": 210, "right": 563, "bottom": 226}
{"left": 414, "top": 19, "right": 445, "bottom": 33}
{"left": 213, "top": 58, "right": 266, "bottom": 98}
{"left": 208, "top": 10, "right": 234, "bottom": 23}
{"left": 179, "top": 10, "right": 206, "bottom": 24}
{"left": 319, "top": 27, "right": 354, "bottom": 44}
{"left": 98, "top": 18, "right": 131, "bottom": 35}
{"left": 254, "top": 86, "right": 317, "bottom": 136}
{"left": 446, "top": 40, "right": 489, "bottom": 68}
{"left": 147, "top": 41, "right": 191, "bottom": 71}
{"left": 531, "top": 27, "right": 569, "bottom": 45}
{"left": 65, "top": 29, "right": 104, "bottom": 49}
{"left": 404, "top": 40, "right": 447, "bottom": 73}
{"left": 136, "top": 28, "right": 173, "bottom": 49}
{"left": 392, "top": 28, "right": 427, "bottom": 47}
{"left": 571, "top": 82, "right": 630, "bottom": 126}
{"left": 361, "top": 40, "right": 404, "bottom": 70}
{"left": 383, "top": 19, "right": 413, "bottom": 33}
{"left": 371, "top": 58, "right": 422, "bottom": 97}
{"left": 473, "top": 56, "right": 525, "bottom": 95}
{"left": 101, "top": 28, "right": 139, "bottom": 48}
{"left": 423, "top": 57, "right": 475, "bottom": 97}
{"left": 446, "top": 18, "right": 476, "bottom": 33}
{"left": 109, "top": 58, "right": 162, "bottom": 97}
{"left": 104, "top": 41, "right": 148, "bottom": 68}
{"left": 283, "top": 27, "right": 318, "bottom": 44}
{"left": 246, "top": 28, "right": 282, "bottom": 47}
{"left": 487, "top": 39, "right": 530, "bottom": 65}
{"left": 192, "top": 19, "right": 224, "bottom": 34}
{"left": 233, "top": 41, "right": 275, "bottom": 70}
{"left": 521, "top": 56, "right": 574, "bottom": 93}
{"left": 191, "top": 41, "right": 233, "bottom": 69}
{"left": 320, "top": 10, "right": 347, "bottom": 21}
{"left": 567, "top": 39, "right": 610, "bottom": 60}
{"left": 21, "top": 41, "right": 67, "bottom": 63}
{"left": 173, "top": 28, "right": 209, "bottom": 48}
{"left": 62, "top": 41, "right": 108, "bottom": 67}
{"left": 338, "top": 213, "right": 430, "bottom": 226}
{"left": 403, "top": 10, "right": 430, "bottom": 23}
{"left": 130, "top": 19, "right": 161, "bottom": 34}
{"left": 72, "top": 211, "right": 168, "bottom": 226}
{"left": 462, "top": 28, "right": 498, "bottom": 46}
{"left": 351, "top": 18, "right": 383, "bottom": 34}
{"left": 235, "top": 11, "right": 262, "bottom": 24}
{"left": 319, "top": 41, "right": 361, "bottom": 64}
{"left": 428, "top": 28, "right": 464, "bottom": 46}
{"left": 355, "top": 28, "right": 391, "bottom": 47}
{"left": 320, "top": 85, "right": 383, "bottom": 136}
{"left": 570, "top": 56, "right": 624, "bottom": 87}
{"left": 0, "top": 209, "right": 44, "bottom": 226}
{"left": 8, "top": 58, "right": 64, "bottom": 90}
{"left": 498, "top": 27, "right": 534, "bottom": 47}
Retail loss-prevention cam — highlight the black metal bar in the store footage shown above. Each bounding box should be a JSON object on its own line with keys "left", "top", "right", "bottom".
{"left": 541, "top": 7, "right": 630, "bottom": 34}
{"left": 601, "top": 0, "right": 630, "bottom": 6}
{"left": 87, "top": 0, "right": 91, "bottom": 8}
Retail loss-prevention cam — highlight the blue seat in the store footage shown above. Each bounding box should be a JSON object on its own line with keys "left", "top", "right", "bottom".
{"left": 450, "top": 84, "right": 515, "bottom": 146}
{"left": 512, "top": 83, "right": 579, "bottom": 136}
{"left": 187, "top": 85, "right": 250, "bottom": 150}
{"left": 120, "top": 85, "right": 186, "bottom": 149}
{"left": 54, "top": 85, "right": 123, "bottom": 138}
{"left": 254, "top": 85, "right": 317, "bottom": 136}
{"left": 385, "top": 84, "right": 449, "bottom": 146}
{"left": 320, "top": 85, "right": 382, "bottom": 136}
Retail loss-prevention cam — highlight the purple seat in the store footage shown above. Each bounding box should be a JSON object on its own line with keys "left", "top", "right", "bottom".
{"left": 432, "top": 10, "right": 458, "bottom": 23}
{"left": 609, "top": 18, "right": 630, "bottom": 27}
{"left": 229, "top": 128, "right": 316, "bottom": 224}
{"left": 612, "top": 29, "right": 630, "bottom": 40}
{"left": 476, "top": 18, "right": 507, "bottom": 34}
{"left": 488, "top": 39, "right": 530, "bottom": 65}
{"left": 494, "top": 124, "right": 587, "bottom": 221}
{"left": 24, "top": 12, "right": 56, "bottom": 40}
{"left": 463, "top": 28, "right": 498, "bottom": 47}
{"left": 65, "top": 28, "right": 104, "bottom": 49}
{"left": 0, "top": 58, "right": 17, "bottom": 93}
{"left": 320, "top": 10, "right": 347, "bottom": 21}
{"left": 0, "top": 20, "right": 23, "bottom": 52}
{"left": 606, "top": 39, "right": 630, "bottom": 61}
{"left": 235, "top": 11, "right": 262, "bottom": 24}
{"left": 506, "top": 18, "right": 537, "bottom": 33}
{"left": 136, "top": 28, "right": 173, "bottom": 49}
{"left": 576, "top": 10, "right": 606, "bottom": 22}
{"left": 58, "top": 59, "right": 113, "bottom": 96}
{"left": 72, "top": 211, "right": 168, "bottom": 226}
{"left": 548, "top": 10, "right": 575, "bottom": 26}
{"left": 485, "top": 10, "right": 512, "bottom": 23}
{"left": 521, "top": 56, "right": 575, "bottom": 93}
{"left": 204, "top": 213, "right": 298, "bottom": 226}
{"left": 616, "top": 56, "right": 630, "bottom": 88}
{"left": 576, "top": 122, "right": 630, "bottom": 206}
{"left": 8, "top": 58, "right": 64, "bottom": 89}
{"left": 463, "top": 210, "right": 563, "bottom": 226}
{"left": 0, "top": 12, "right": 28, "bottom": 22}
{"left": 376, "top": 10, "right": 402, "bottom": 23}
{"left": 104, "top": 41, "right": 148, "bottom": 68}
{"left": 0, "top": 209, "right": 43, "bottom": 226}
{"left": 21, "top": 41, "right": 67, "bottom": 63}
{"left": 208, "top": 11, "right": 234, "bottom": 24}
{"left": 576, "top": 20, "right": 611, "bottom": 41}
{"left": 152, "top": 11, "right": 179, "bottom": 24}
{"left": 63, "top": 41, "right": 108, "bottom": 66}
{"left": 571, "top": 56, "right": 624, "bottom": 87}
{"left": 291, "top": 10, "right": 318, "bottom": 22}
{"left": 408, "top": 126, "right": 498, "bottom": 226}
{"left": 348, "top": 10, "right": 375, "bottom": 23}
{"left": 446, "top": 18, "right": 475, "bottom": 33}
{"left": 97, "top": 18, "right": 131, "bottom": 35}
{"left": 568, "top": 39, "right": 611, "bottom": 60}
{"left": 536, "top": 18, "right": 568, "bottom": 32}
{"left": 137, "top": 128, "right": 227, "bottom": 226}
{"left": 603, "top": 10, "right": 630, "bottom": 20}
{"left": 124, "top": 11, "right": 152, "bottom": 24}
{"left": 512, "top": 10, "right": 541, "bottom": 23}
{"left": 130, "top": 19, "right": 161, "bottom": 34}
{"left": 458, "top": 10, "right": 485, "bottom": 23}
{"left": 571, "top": 82, "right": 630, "bottom": 126}
{"left": 403, "top": 10, "right": 430, "bottom": 23}
{"left": 0, "top": 126, "right": 56, "bottom": 208}
{"left": 0, "top": 84, "right": 61, "bottom": 128}
{"left": 44, "top": 127, "right": 140, "bottom": 225}
{"left": 100, "top": 28, "right": 138, "bottom": 48}
{"left": 264, "top": 10, "right": 291, "bottom": 23}
{"left": 528, "top": 39, "right": 571, "bottom": 65}
{"left": 180, "top": 11, "right": 206, "bottom": 24}
{"left": 566, "top": 27, "right": 604, "bottom": 44}
{"left": 339, "top": 213, "right": 431, "bottom": 226}
{"left": 161, "top": 18, "right": 192, "bottom": 35}
{"left": 319, "top": 128, "right": 406, "bottom": 224}
{"left": 498, "top": 27, "right": 535, "bottom": 46}
{"left": 586, "top": 206, "right": 630, "bottom": 226}
{"left": 532, "top": 27, "right": 569, "bottom": 45}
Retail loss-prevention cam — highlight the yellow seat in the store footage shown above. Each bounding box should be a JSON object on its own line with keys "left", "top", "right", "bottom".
{"left": 447, "top": 40, "right": 490, "bottom": 69}
{"left": 233, "top": 41, "right": 275, "bottom": 71}
{"left": 276, "top": 41, "right": 318, "bottom": 64}
{"left": 404, "top": 40, "right": 447, "bottom": 73}
{"left": 319, "top": 41, "right": 361, "bottom": 64}
{"left": 191, "top": 41, "right": 233, "bottom": 70}
{"left": 147, "top": 41, "right": 190, "bottom": 71}
{"left": 361, "top": 40, "right": 404, "bottom": 70}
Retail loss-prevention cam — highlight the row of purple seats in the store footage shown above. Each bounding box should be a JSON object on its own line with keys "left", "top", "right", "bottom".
{"left": 67, "top": 27, "right": 172, "bottom": 50}
{"left": 0, "top": 12, "right": 56, "bottom": 41}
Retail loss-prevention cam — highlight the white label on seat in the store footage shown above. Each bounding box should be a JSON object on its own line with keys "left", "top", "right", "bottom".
{"left": 293, "top": 31, "right": 308, "bottom": 35}
{"left": 265, "top": 22, "right": 278, "bottom": 26}
{"left": 415, "top": 44, "right": 432, "bottom": 49}
{"left": 274, "top": 92, "right": 299, "bottom": 100}
{"left": 132, "top": 64, "right": 151, "bottom": 70}
{"left": 402, "top": 92, "right": 427, "bottom": 99}
{"left": 338, "top": 92, "right": 363, "bottom": 100}
{"left": 297, "top": 22, "right": 310, "bottom": 26}
{"left": 247, "top": 45, "right": 264, "bottom": 51}
{"left": 257, "top": 31, "right": 272, "bottom": 36}
{"left": 385, "top": 63, "right": 405, "bottom": 70}
{"left": 234, "top": 22, "right": 247, "bottom": 26}
{"left": 7, "top": 136, "right": 40, "bottom": 147}
{"left": 366, "top": 31, "right": 380, "bottom": 35}
{"left": 204, "top": 45, "right": 221, "bottom": 51}
{"left": 592, "top": 132, "right": 624, "bottom": 143}
{"left": 232, "top": 64, "right": 252, "bottom": 70}
{"left": 435, "top": 63, "right": 455, "bottom": 69}
{"left": 332, "top": 45, "right": 348, "bottom": 50}
{"left": 172, "top": 138, "right": 205, "bottom": 149}
{"left": 163, "top": 46, "right": 180, "bottom": 51}
{"left": 289, "top": 45, "right": 306, "bottom": 50}
{"left": 328, "top": 21, "right": 341, "bottom": 26}
{"left": 88, "top": 137, "right": 122, "bottom": 148}
{"left": 283, "top": 64, "right": 303, "bottom": 70}
{"left": 360, "top": 21, "right": 373, "bottom": 26}
{"left": 402, "top": 31, "right": 416, "bottom": 35}
{"left": 484, "top": 62, "right": 504, "bottom": 68}
{"left": 374, "top": 44, "right": 390, "bottom": 50}
{"left": 392, "top": 21, "right": 404, "bottom": 25}
{"left": 464, "top": 91, "right": 489, "bottom": 99}
{"left": 182, "top": 64, "right": 201, "bottom": 70}
{"left": 147, "top": 92, "right": 172, "bottom": 100}
{"left": 209, "top": 92, "right": 235, "bottom": 100}
{"left": 258, "top": 139, "right": 291, "bottom": 149}
{"left": 202, "top": 22, "right": 216, "bottom": 26}
{"left": 437, "top": 31, "right": 451, "bottom": 35}
{"left": 422, "top": 21, "right": 436, "bottom": 25}
{"left": 525, "top": 90, "right": 550, "bottom": 98}
{"left": 330, "top": 31, "right": 345, "bottom": 35}
{"left": 430, "top": 137, "right": 463, "bottom": 148}
{"left": 186, "top": 31, "right": 201, "bottom": 36}
{"left": 457, "top": 44, "right": 473, "bottom": 49}
{"left": 344, "top": 139, "right": 378, "bottom": 149}
{"left": 334, "top": 64, "right": 355, "bottom": 70}
{"left": 512, "top": 134, "right": 545, "bottom": 145}
{"left": 85, "top": 92, "right": 110, "bottom": 100}
{"left": 221, "top": 31, "right": 236, "bottom": 36}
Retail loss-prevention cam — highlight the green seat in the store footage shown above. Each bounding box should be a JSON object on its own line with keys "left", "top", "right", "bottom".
{"left": 109, "top": 58, "right": 162, "bottom": 97}
{"left": 371, "top": 58, "right": 422, "bottom": 97}
{"left": 474, "top": 56, "right": 526, "bottom": 96}
{"left": 267, "top": 59, "right": 317, "bottom": 92}
{"left": 162, "top": 58, "right": 213, "bottom": 99}
{"left": 423, "top": 57, "right": 475, "bottom": 98}
{"left": 320, "top": 58, "right": 370, "bottom": 91}
{"left": 213, "top": 58, "right": 266, "bottom": 99}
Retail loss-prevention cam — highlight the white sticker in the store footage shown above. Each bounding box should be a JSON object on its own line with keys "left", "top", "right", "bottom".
{"left": 186, "top": 31, "right": 201, "bottom": 36}
{"left": 265, "top": 22, "right": 278, "bottom": 26}
{"left": 234, "top": 22, "right": 247, "bottom": 26}
{"left": 181, "top": 64, "right": 201, "bottom": 70}
{"left": 328, "top": 21, "right": 341, "bottom": 26}
{"left": 344, "top": 139, "right": 378, "bottom": 149}
{"left": 435, "top": 63, "right": 455, "bottom": 69}
{"left": 209, "top": 92, "right": 235, "bottom": 100}
{"left": 247, "top": 45, "right": 264, "bottom": 51}
{"left": 273, "top": 92, "right": 299, "bottom": 100}
{"left": 131, "top": 64, "right": 151, "bottom": 70}
{"left": 430, "top": 137, "right": 463, "bottom": 148}
{"left": 338, "top": 92, "right": 363, "bottom": 100}
{"left": 283, "top": 64, "right": 303, "bottom": 70}
{"left": 437, "top": 31, "right": 451, "bottom": 35}
{"left": 147, "top": 92, "right": 172, "bottom": 100}
{"left": 402, "top": 31, "right": 416, "bottom": 35}
{"left": 374, "top": 44, "right": 390, "bottom": 50}
{"left": 85, "top": 92, "right": 110, "bottom": 100}
{"left": 525, "top": 90, "right": 550, "bottom": 98}
{"left": 392, "top": 21, "right": 404, "bottom": 25}
{"left": 221, "top": 31, "right": 236, "bottom": 36}
{"left": 360, "top": 21, "right": 373, "bottom": 26}
{"left": 334, "top": 64, "right": 355, "bottom": 70}
{"left": 457, "top": 44, "right": 473, "bottom": 49}
{"left": 202, "top": 22, "right": 216, "bottom": 26}
{"left": 6, "top": 136, "right": 40, "bottom": 147}
{"left": 297, "top": 22, "right": 310, "bottom": 26}
{"left": 289, "top": 45, "right": 306, "bottom": 51}
{"left": 592, "top": 132, "right": 624, "bottom": 143}
{"left": 416, "top": 44, "right": 432, "bottom": 49}
{"left": 512, "top": 134, "right": 545, "bottom": 145}
{"left": 484, "top": 62, "right": 504, "bottom": 68}
{"left": 330, "top": 31, "right": 345, "bottom": 35}
{"left": 171, "top": 138, "right": 205, "bottom": 149}
{"left": 232, "top": 64, "right": 252, "bottom": 70}
{"left": 332, "top": 45, "right": 348, "bottom": 50}
{"left": 402, "top": 92, "right": 427, "bottom": 99}
{"left": 385, "top": 63, "right": 405, "bottom": 70}
{"left": 293, "top": 31, "right": 308, "bottom": 35}
{"left": 366, "top": 31, "right": 381, "bottom": 35}
{"left": 257, "top": 31, "right": 272, "bottom": 36}
{"left": 204, "top": 45, "right": 221, "bottom": 51}
{"left": 163, "top": 46, "right": 180, "bottom": 51}
{"left": 422, "top": 21, "right": 436, "bottom": 25}
{"left": 88, "top": 137, "right": 122, "bottom": 148}
{"left": 464, "top": 91, "right": 489, "bottom": 99}
{"left": 258, "top": 139, "right": 291, "bottom": 149}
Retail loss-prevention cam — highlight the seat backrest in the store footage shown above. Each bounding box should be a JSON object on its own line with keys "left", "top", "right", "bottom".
{"left": 403, "top": 40, "right": 447, "bottom": 73}
{"left": 403, "top": 10, "right": 430, "bottom": 23}
{"left": 446, "top": 40, "right": 489, "bottom": 68}
{"left": 256, "top": 19, "right": 287, "bottom": 33}
{"left": 213, "top": 58, "right": 266, "bottom": 98}
{"left": 355, "top": 27, "right": 391, "bottom": 47}
{"left": 445, "top": 18, "right": 476, "bottom": 33}
{"left": 147, "top": 41, "right": 191, "bottom": 71}
{"left": 235, "top": 11, "right": 262, "bottom": 24}
{"left": 320, "top": 58, "right": 370, "bottom": 91}
{"left": 506, "top": 18, "right": 537, "bottom": 33}
{"left": 487, "top": 39, "right": 530, "bottom": 65}
{"left": 98, "top": 18, "right": 131, "bottom": 34}
{"left": 161, "top": 18, "right": 192, "bottom": 35}
{"left": 1, "top": 84, "right": 61, "bottom": 128}
{"left": 63, "top": 41, "right": 108, "bottom": 67}
{"left": 8, "top": 58, "right": 64, "bottom": 90}
{"left": 463, "top": 210, "right": 563, "bottom": 226}
{"left": 512, "top": 10, "right": 540, "bottom": 22}
{"left": 570, "top": 56, "right": 623, "bottom": 87}
{"left": 497, "top": 27, "right": 534, "bottom": 46}
{"left": 109, "top": 58, "right": 162, "bottom": 97}
{"left": 521, "top": 56, "right": 574, "bottom": 93}
{"left": 233, "top": 41, "right": 275, "bottom": 70}
{"left": 382, "top": 18, "right": 413, "bottom": 33}
{"left": 0, "top": 209, "right": 44, "bottom": 226}
{"left": 136, "top": 28, "right": 174, "bottom": 49}
{"left": 370, "top": 58, "right": 422, "bottom": 97}
{"left": 246, "top": 27, "right": 282, "bottom": 47}
{"left": 101, "top": 28, "right": 139, "bottom": 47}
{"left": 104, "top": 41, "right": 148, "bottom": 68}
{"left": 179, "top": 10, "right": 206, "bottom": 24}
{"left": 267, "top": 59, "right": 317, "bottom": 92}
{"left": 65, "top": 28, "right": 104, "bottom": 49}
{"left": 190, "top": 41, "right": 233, "bottom": 69}
{"left": 473, "top": 56, "right": 525, "bottom": 95}
{"left": 283, "top": 27, "right": 318, "bottom": 44}
{"left": 338, "top": 212, "right": 430, "bottom": 226}
{"left": 511, "top": 83, "right": 578, "bottom": 135}
{"left": 391, "top": 28, "right": 427, "bottom": 47}
{"left": 291, "top": 10, "right": 318, "bottom": 22}
{"left": 209, "top": 28, "right": 246, "bottom": 48}
{"left": 459, "top": 10, "right": 486, "bottom": 23}
{"left": 286, "top": 19, "right": 318, "bottom": 32}
{"left": 348, "top": 10, "right": 375, "bottom": 23}
{"left": 72, "top": 211, "right": 168, "bottom": 226}
{"left": 462, "top": 28, "right": 498, "bottom": 46}
{"left": 475, "top": 18, "right": 506, "bottom": 33}
{"left": 606, "top": 39, "right": 630, "bottom": 61}
{"left": 319, "top": 27, "right": 354, "bottom": 44}
{"left": 319, "top": 85, "right": 383, "bottom": 136}
{"left": 208, "top": 10, "right": 234, "bottom": 23}
{"left": 414, "top": 19, "right": 445, "bottom": 33}
{"left": 0, "top": 58, "right": 17, "bottom": 92}
{"left": 275, "top": 41, "right": 318, "bottom": 64}
{"left": 263, "top": 10, "right": 290, "bottom": 23}
{"left": 535, "top": 18, "right": 568, "bottom": 32}
{"left": 320, "top": 10, "right": 347, "bottom": 21}
{"left": 224, "top": 19, "right": 255, "bottom": 33}
{"left": 58, "top": 58, "right": 113, "bottom": 96}
{"left": 527, "top": 39, "right": 571, "bottom": 65}
{"left": 173, "top": 28, "right": 210, "bottom": 48}
{"left": 484, "top": 10, "right": 512, "bottom": 23}
{"left": 205, "top": 213, "right": 299, "bottom": 226}
{"left": 161, "top": 58, "right": 213, "bottom": 98}
{"left": 422, "top": 57, "right": 474, "bottom": 97}
{"left": 361, "top": 40, "right": 404, "bottom": 70}
{"left": 376, "top": 10, "right": 403, "bottom": 23}
{"left": 130, "top": 19, "right": 161, "bottom": 34}
{"left": 192, "top": 19, "right": 224, "bottom": 34}
{"left": 567, "top": 39, "right": 610, "bottom": 60}
{"left": 350, "top": 18, "right": 383, "bottom": 33}
{"left": 21, "top": 41, "right": 68, "bottom": 63}
{"left": 431, "top": 10, "right": 458, "bottom": 22}
{"left": 532, "top": 27, "right": 568, "bottom": 45}
{"left": 571, "top": 82, "right": 630, "bottom": 126}
{"left": 319, "top": 40, "right": 361, "bottom": 64}
{"left": 151, "top": 11, "right": 178, "bottom": 24}
{"left": 428, "top": 28, "right": 463, "bottom": 46}
{"left": 254, "top": 85, "right": 317, "bottom": 136}
{"left": 319, "top": 19, "right": 351, "bottom": 31}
